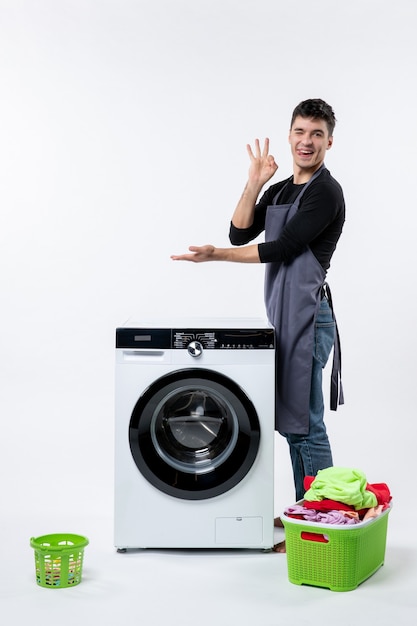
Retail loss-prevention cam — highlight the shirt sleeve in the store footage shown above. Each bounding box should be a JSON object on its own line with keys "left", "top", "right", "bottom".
{"left": 228, "top": 182, "right": 286, "bottom": 245}
{"left": 258, "top": 181, "right": 343, "bottom": 264}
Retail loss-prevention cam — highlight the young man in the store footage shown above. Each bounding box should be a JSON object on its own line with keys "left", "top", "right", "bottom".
{"left": 172, "top": 99, "right": 345, "bottom": 551}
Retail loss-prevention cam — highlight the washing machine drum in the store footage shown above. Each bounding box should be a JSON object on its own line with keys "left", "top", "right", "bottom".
{"left": 129, "top": 368, "right": 261, "bottom": 500}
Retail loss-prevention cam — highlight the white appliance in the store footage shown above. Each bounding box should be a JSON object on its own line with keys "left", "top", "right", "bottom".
{"left": 114, "top": 317, "right": 275, "bottom": 550}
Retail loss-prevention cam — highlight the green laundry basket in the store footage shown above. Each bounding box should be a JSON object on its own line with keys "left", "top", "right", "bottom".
{"left": 282, "top": 505, "right": 391, "bottom": 591}
{"left": 30, "top": 533, "right": 89, "bottom": 589}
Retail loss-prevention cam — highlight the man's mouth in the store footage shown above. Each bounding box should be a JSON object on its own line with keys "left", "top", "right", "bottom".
{"left": 297, "top": 149, "right": 314, "bottom": 157}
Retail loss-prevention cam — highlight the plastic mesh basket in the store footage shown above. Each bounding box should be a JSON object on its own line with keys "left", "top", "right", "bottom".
{"left": 282, "top": 505, "right": 391, "bottom": 592}
{"left": 30, "top": 533, "right": 89, "bottom": 589}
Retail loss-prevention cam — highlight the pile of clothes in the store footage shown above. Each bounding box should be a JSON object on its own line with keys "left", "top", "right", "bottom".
{"left": 284, "top": 467, "right": 392, "bottom": 526}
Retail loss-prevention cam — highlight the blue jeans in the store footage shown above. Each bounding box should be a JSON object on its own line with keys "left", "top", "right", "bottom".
{"left": 283, "top": 297, "right": 335, "bottom": 501}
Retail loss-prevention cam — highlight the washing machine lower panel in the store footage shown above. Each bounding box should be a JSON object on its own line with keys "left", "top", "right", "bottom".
{"left": 115, "top": 409, "right": 274, "bottom": 549}
{"left": 114, "top": 441, "right": 274, "bottom": 549}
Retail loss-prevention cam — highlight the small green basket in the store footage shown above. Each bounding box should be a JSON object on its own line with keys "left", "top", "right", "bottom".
{"left": 282, "top": 504, "right": 391, "bottom": 592}
{"left": 30, "top": 533, "right": 89, "bottom": 589}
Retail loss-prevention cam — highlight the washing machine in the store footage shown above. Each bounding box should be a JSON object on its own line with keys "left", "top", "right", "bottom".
{"left": 114, "top": 317, "right": 275, "bottom": 550}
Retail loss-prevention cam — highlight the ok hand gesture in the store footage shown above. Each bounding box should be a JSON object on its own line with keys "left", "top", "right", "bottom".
{"left": 246, "top": 138, "right": 278, "bottom": 186}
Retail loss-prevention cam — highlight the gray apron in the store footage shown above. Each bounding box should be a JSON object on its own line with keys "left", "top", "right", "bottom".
{"left": 264, "top": 165, "right": 343, "bottom": 434}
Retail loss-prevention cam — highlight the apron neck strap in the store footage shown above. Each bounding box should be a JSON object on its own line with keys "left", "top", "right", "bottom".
{"left": 293, "top": 163, "right": 326, "bottom": 203}
{"left": 272, "top": 164, "right": 326, "bottom": 206}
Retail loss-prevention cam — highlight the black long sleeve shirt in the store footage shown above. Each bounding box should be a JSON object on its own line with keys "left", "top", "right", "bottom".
{"left": 229, "top": 168, "right": 345, "bottom": 271}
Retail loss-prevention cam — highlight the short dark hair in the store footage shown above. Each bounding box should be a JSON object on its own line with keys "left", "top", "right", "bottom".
{"left": 290, "top": 99, "right": 336, "bottom": 136}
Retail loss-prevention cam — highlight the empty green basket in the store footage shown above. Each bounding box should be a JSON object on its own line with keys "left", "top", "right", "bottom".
{"left": 30, "top": 533, "right": 89, "bottom": 589}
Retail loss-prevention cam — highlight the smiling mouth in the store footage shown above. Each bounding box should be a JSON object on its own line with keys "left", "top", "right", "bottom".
{"left": 297, "top": 149, "right": 314, "bottom": 157}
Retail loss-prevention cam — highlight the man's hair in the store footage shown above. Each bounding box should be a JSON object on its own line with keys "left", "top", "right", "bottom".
{"left": 290, "top": 99, "right": 337, "bottom": 136}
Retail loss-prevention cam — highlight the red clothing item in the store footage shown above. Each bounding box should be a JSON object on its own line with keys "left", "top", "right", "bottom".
{"left": 365, "top": 483, "right": 392, "bottom": 507}
{"left": 302, "top": 499, "right": 355, "bottom": 512}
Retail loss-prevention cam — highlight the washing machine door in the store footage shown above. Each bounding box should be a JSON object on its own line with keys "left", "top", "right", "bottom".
{"left": 129, "top": 368, "right": 260, "bottom": 500}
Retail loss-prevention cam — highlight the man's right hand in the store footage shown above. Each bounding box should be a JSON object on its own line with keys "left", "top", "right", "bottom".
{"left": 231, "top": 138, "right": 278, "bottom": 229}
{"left": 246, "top": 138, "right": 278, "bottom": 186}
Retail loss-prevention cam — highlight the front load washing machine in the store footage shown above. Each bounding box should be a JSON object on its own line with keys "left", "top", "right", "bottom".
{"left": 114, "top": 317, "right": 275, "bottom": 550}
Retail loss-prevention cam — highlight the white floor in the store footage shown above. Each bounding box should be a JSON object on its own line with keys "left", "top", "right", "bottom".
{"left": 2, "top": 506, "right": 416, "bottom": 626}
{"left": 1, "top": 379, "right": 414, "bottom": 624}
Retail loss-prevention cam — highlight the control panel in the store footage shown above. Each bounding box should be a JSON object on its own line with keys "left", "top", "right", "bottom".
{"left": 116, "top": 328, "right": 274, "bottom": 350}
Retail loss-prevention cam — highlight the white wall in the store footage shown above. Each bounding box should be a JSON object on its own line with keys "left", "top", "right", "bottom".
{"left": 0, "top": 0, "right": 415, "bottom": 520}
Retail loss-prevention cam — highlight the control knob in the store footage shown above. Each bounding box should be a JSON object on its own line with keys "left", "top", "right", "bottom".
{"left": 187, "top": 340, "right": 203, "bottom": 358}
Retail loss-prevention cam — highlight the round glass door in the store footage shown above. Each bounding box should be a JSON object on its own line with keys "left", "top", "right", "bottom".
{"left": 129, "top": 369, "right": 260, "bottom": 499}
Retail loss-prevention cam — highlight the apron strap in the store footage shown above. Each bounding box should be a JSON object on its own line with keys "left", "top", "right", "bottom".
{"left": 271, "top": 164, "right": 326, "bottom": 206}
{"left": 323, "top": 282, "right": 344, "bottom": 410}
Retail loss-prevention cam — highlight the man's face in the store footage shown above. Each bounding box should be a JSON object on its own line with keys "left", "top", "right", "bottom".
{"left": 289, "top": 116, "right": 333, "bottom": 173}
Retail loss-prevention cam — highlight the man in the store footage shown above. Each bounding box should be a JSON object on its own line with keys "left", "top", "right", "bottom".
{"left": 171, "top": 99, "right": 345, "bottom": 551}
